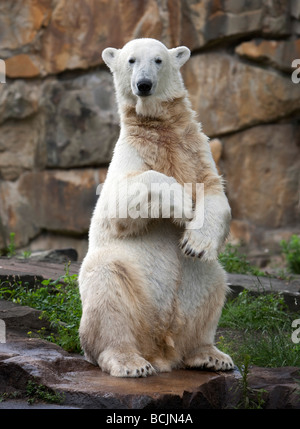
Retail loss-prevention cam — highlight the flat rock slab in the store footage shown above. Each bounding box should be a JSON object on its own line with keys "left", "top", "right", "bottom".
{"left": 0, "top": 331, "right": 239, "bottom": 409}
{"left": 227, "top": 273, "right": 300, "bottom": 312}
{"left": 0, "top": 257, "right": 81, "bottom": 287}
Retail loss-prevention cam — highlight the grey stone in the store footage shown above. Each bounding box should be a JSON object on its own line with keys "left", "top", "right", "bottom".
{"left": 42, "top": 72, "right": 119, "bottom": 168}
{"left": 0, "top": 80, "right": 41, "bottom": 124}
{"left": 0, "top": 299, "right": 50, "bottom": 335}
{"left": 227, "top": 273, "right": 300, "bottom": 312}
{"left": 0, "top": 257, "right": 80, "bottom": 287}
{"left": 29, "top": 248, "right": 78, "bottom": 263}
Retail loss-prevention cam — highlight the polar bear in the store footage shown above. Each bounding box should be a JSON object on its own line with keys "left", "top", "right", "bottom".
{"left": 78, "top": 38, "right": 234, "bottom": 377}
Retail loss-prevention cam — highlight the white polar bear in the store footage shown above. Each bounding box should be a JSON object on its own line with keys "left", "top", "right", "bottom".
{"left": 78, "top": 38, "right": 234, "bottom": 377}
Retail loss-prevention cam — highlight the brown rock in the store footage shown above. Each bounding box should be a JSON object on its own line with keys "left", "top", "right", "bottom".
{"left": 248, "top": 366, "right": 300, "bottom": 409}
{"left": 185, "top": 0, "right": 290, "bottom": 50}
{"left": 20, "top": 168, "right": 107, "bottom": 233}
{"left": 0, "top": 168, "right": 107, "bottom": 248}
{"left": 229, "top": 219, "right": 256, "bottom": 246}
{"left": 220, "top": 123, "right": 300, "bottom": 229}
{"left": 0, "top": 0, "right": 292, "bottom": 77}
{"left": 39, "top": 0, "right": 165, "bottom": 75}
{"left": 183, "top": 53, "right": 300, "bottom": 136}
{"left": 5, "top": 54, "right": 40, "bottom": 78}
{"left": 0, "top": 0, "right": 52, "bottom": 52}
{"left": 235, "top": 39, "right": 300, "bottom": 72}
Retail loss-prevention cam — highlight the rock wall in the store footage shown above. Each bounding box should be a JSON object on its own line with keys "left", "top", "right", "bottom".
{"left": 0, "top": 0, "right": 299, "bottom": 260}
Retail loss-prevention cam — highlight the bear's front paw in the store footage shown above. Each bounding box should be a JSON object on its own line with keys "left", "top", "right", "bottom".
{"left": 180, "top": 229, "right": 218, "bottom": 261}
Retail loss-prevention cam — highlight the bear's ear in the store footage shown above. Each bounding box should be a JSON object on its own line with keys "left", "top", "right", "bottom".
{"left": 102, "top": 47, "right": 119, "bottom": 70}
{"left": 169, "top": 46, "right": 191, "bottom": 68}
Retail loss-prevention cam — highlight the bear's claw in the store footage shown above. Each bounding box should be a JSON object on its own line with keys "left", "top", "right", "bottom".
{"left": 181, "top": 238, "right": 205, "bottom": 259}
{"left": 185, "top": 346, "right": 234, "bottom": 372}
{"left": 180, "top": 229, "right": 218, "bottom": 261}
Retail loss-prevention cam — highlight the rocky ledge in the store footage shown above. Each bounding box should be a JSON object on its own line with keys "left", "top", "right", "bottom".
{"left": 0, "top": 257, "right": 299, "bottom": 409}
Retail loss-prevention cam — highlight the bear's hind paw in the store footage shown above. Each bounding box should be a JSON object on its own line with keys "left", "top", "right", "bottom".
{"left": 99, "top": 350, "right": 155, "bottom": 378}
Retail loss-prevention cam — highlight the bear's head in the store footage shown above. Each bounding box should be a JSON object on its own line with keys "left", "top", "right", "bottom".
{"left": 102, "top": 38, "right": 190, "bottom": 116}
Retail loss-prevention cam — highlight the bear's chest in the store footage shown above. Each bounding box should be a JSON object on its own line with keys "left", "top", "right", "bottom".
{"left": 127, "top": 125, "right": 199, "bottom": 188}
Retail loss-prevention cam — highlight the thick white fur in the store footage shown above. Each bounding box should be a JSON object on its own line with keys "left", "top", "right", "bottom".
{"left": 79, "top": 38, "right": 233, "bottom": 377}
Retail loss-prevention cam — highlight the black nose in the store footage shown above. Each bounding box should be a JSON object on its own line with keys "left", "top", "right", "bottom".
{"left": 137, "top": 79, "right": 152, "bottom": 95}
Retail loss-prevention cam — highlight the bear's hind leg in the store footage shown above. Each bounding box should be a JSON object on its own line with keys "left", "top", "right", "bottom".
{"left": 179, "top": 261, "right": 234, "bottom": 371}
{"left": 79, "top": 254, "right": 157, "bottom": 377}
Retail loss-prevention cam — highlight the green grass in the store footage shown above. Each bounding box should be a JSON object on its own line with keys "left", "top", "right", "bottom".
{"left": 280, "top": 235, "right": 300, "bottom": 274}
{"left": 232, "top": 354, "right": 267, "bottom": 409}
{"left": 0, "top": 262, "right": 82, "bottom": 353}
{"left": 219, "top": 244, "right": 265, "bottom": 276}
{"left": 218, "top": 289, "right": 300, "bottom": 368}
{"left": 26, "top": 380, "right": 64, "bottom": 405}
{"left": 0, "top": 380, "right": 64, "bottom": 405}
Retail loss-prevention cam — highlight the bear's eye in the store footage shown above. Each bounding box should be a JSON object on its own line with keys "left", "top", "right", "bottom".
{"left": 128, "top": 58, "right": 136, "bottom": 64}
{"left": 155, "top": 58, "right": 162, "bottom": 64}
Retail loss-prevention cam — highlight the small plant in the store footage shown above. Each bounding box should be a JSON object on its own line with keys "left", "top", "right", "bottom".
{"left": 21, "top": 250, "right": 32, "bottom": 259}
{"left": 280, "top": 235, "right": 300, "bottom": 274}
{"left": 26, "top": 380, "right": 64, "bottom": 405}
{"left": 7, "top": 232, "right": 16, "bottom": 258}
{"left": 219, "top": 244, "right": 264, "bottom": 276}
{"left": 0, "top": 391, "right": 22, "bottom": 403}
{"left": 234, "top": 355, "right": 266, "bottom": 409}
